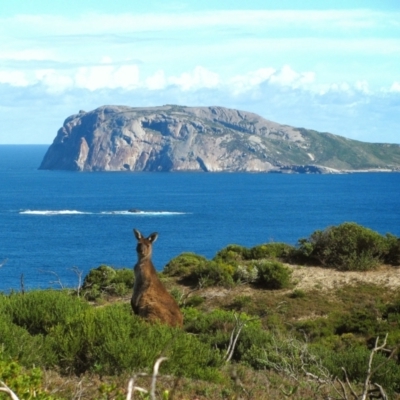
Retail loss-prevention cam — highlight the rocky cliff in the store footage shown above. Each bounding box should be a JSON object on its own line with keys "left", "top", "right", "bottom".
{"left": 39, "top": 105, "right": 400, "bottom": 173}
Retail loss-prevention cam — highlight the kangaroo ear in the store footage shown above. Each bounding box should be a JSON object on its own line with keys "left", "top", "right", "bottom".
{"left": 148, "top": 232, "right": 158, "bottom": 243}
{"left": 133, "top": 229, "right": 142, "bottom": 240}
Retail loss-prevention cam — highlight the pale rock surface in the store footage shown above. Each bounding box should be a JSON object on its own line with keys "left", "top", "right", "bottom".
{"left": 39, "top": 105, "right": 400, "bottom": 173}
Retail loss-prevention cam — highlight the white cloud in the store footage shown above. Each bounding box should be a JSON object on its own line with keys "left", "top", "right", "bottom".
{"left": 74, "top": 64, "right": 140, "bottom": 91}
{"left": 146, "top": 70, "right": 167, "bottom": 90}
{"left": 228, "top": 65, "right": 316, "bottom": 95}
{"left": 168, "top": 66, "right": 219, "bottom": 91}
{"left": 230, "top": 68, "right": 275, "bottom": 94}
{"left": 35, "top": 69, "right": 74, "bottom": 93}
{"left": 355, "top": 80, "right": 370, "bottom": 94}
{"left": 0, "top": 62, "right": 141, "bottom": 92}
{"left": 390, "top": 82, "right": 400, "bottom": 92}
{"left": 0, "top": 63, "right": 392, "bottom": 99}
{"left": 0, "top": 70, "right": 29, "bottom": 86}
{"left": 268, "top": 65, "right": 315, "bottom": 88}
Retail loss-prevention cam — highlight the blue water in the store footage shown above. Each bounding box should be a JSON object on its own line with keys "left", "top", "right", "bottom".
{"left": 1, "top": 145, "right": 400, "bottom": 291}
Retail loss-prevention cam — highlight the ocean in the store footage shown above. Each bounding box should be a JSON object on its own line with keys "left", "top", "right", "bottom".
{"left": 1, "top": 145, "right": 400, "bottom": 292}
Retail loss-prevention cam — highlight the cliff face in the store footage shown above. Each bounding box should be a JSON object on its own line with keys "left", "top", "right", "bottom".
{"left": 39, "top": 105, "right": 400, "bottom": 173}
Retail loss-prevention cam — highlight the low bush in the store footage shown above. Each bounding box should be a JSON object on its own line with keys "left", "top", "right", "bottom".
{"left": 253, "top": 260, "right": 292, "bottom": 289}
{"left": 46, "top": 303, "right": 223, "bottom": 380}
{"left": 81, "top": 265, "right": 133, "bottom": 300}
{"left": 214, "top": 243, "right": 294, "bottom": 263}
{"left": 165, "top": 256, "right": 238, "bottom": 288}
{"left": 314, "top": 342, "right": 400, "bottom": 395}
{"left": 234, "top": 264, "right": 259, "bottom": 284}
{"left": 183, "top": 308, "right": 271, "bottom": 366}
{"left": 163, "top": 252, "right": 208, "bottom": 279}
{"left": 248, "top": 243, "right": 294, "bottom": 260}
{"left": 0, "top": 355, "right": 57, "bottom": 400}
{"left": 193, "top": 260, "right": 236, "bottom": 288}
{"left": 2, "top": 290, "right": 89, "bottom": 335}
{"left": 334, "top": 308, "right": 389, "bottom": 338}
{"left": 185, "top": 294, "right": 205, "bottom": 307}
{"left": 213, "top": 244, "right": 249, "bottom": 263}
{"left": 384, "top": 233, "right": 400, "bottom": 265}
{"left": 0, "top": 293, "right": 224, "bottom": 382}
{"left": 296, "top": 222, "right": 388, "bottom": 271}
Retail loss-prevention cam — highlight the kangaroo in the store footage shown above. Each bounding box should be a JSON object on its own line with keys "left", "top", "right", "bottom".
{"left": 131, "top": 229, "right": 183, "bottom": 327}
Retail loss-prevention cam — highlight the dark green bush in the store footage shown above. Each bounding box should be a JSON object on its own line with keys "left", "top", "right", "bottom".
{"left": 314, "top": 342, "right": 400, "bottom": 394}
{"left": 163, "top": 252, "right": 208, "bottom": 279}
{"left": 335, "top": 309, "right": 387, "bottom": 337}
{"left": 82, "top": 265, "right": 134, "bottom": 300}
{"left": 297, "top": 222, "right": 388, "bottom": 271}
{"left": 384, "top": 233, "right": 400, "bottom": 265}
{"left": 254, "top": 260, "right": 292, "bottom": 289}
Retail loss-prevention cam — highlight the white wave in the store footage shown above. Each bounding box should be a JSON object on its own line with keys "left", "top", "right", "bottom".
{"left": 101, "top": 210, "right": 186, "bottom": 215}
{"left": 20, "top": 210, "right": 89, "bottom": 215}
{"left": 19, "top": 209, "right": 186, "bottom": 216}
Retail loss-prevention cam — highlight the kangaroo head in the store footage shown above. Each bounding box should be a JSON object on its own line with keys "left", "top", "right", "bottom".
{"left": 133, "top": 229, "right": 158, "bottom": 260}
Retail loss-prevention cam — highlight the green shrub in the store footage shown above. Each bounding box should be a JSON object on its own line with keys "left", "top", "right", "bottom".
{"left": 185, "top": 294, "right": 205, "bottom": 307}
{"left": 254, "top": 260, "right": 292, "bottom": 289}
{"left": 193, "top": 260, "right": 236, "bottom": 287}
{"left": 47, "top": 303, "right": 223, "bottom": 380}
{"left": 248, "top": 243, "right": 294, "bottom": 260}
{"left": 0, "top": 320, "right": 53, "bottom": 367}
{"left": 314, "top": 342, "right": 400, "bottom": 395}
{"left": 384, "top": 233, "right": 400, "bottom": 265}
{"left": 163, "top": 253, "right": 208, "bottom": 279}
{"left": 82, "top": 265, "right": 134, "bottom": 300}
{"left": 334, "top": 309, "right": 386, "bottom": 337}
{"left": 2, "top": 290, "right": 89, "bottom": 335}
{"left": 295, "top": 317, "right": 337, "bottom": 340}
{"left": 213, "top": 244, "right": 249, "bottom": 263}
{"left": 183, "top": 308, "right": 270, "bottom": 366}
{"left": 296, "top": 222, "right": 388, "bottom": 271}
{"left": 0, "top": 355, "right": 58, "bottom": 399}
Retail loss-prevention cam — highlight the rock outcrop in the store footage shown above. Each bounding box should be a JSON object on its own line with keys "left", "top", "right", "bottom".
{"left": 39, "top": 105, "right": 400, "bottom": 173}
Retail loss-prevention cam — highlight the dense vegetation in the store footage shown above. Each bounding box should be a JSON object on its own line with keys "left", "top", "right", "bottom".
{"left": 1, "top": 222, "right": 400, "bottom": 399}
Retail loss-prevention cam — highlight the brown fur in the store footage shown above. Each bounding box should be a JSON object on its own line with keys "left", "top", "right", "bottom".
{"left": 131, "top": 229, "right": 183, "bottom": 327}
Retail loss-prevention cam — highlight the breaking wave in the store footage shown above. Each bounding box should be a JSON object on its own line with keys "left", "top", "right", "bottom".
{"left": 101, "top": 211, "right": 186, "bottom": 215}
{"left": 20, "top": 210, "right": 89, "bottom": 215}
{"left": 19, "top": 209, "right": 186, "bottom": 216}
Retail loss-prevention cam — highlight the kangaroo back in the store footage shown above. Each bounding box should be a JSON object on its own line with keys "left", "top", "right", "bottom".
{"left": 131, "top": 229, "right": 183, "bottom": 327}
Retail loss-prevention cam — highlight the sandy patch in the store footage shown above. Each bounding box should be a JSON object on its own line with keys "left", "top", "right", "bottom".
{"left": 289, "top": 264, "right": 400, "bottom": 291}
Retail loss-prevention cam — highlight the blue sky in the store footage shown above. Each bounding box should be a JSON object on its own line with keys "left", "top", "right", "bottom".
{"left": 1, "top": 1, "right": 399, "bottom": 144}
